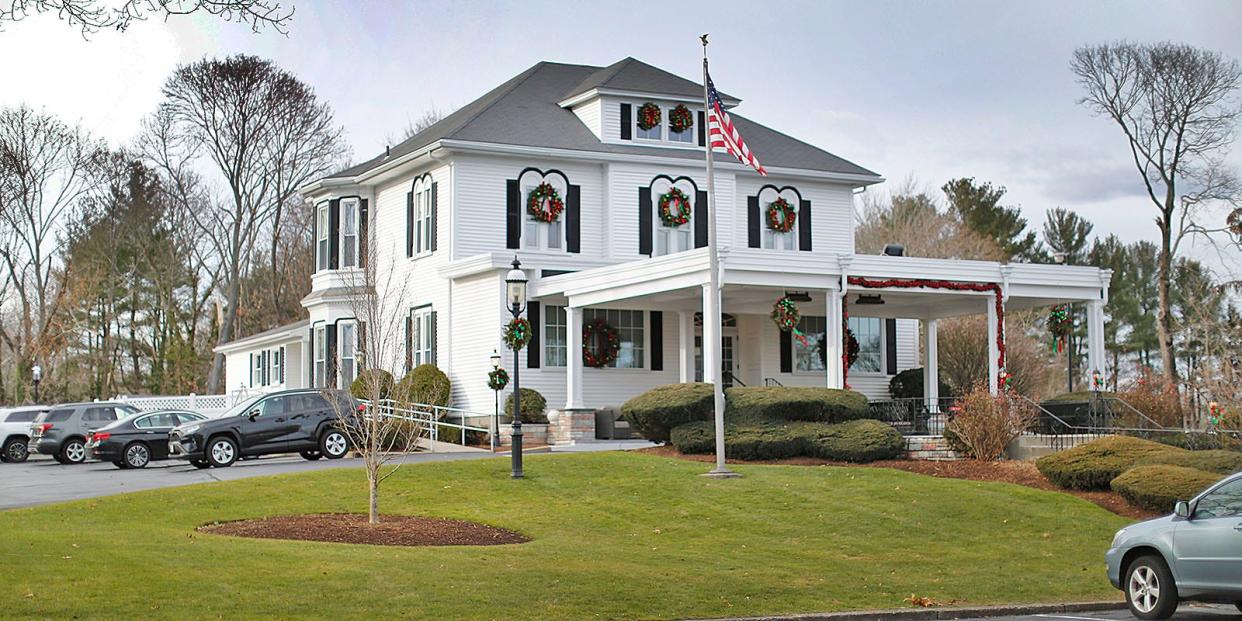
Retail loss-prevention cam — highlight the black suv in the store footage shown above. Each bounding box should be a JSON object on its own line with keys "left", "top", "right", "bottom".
{"left": 168, "top": 389, "right": 356, "bottom": 468}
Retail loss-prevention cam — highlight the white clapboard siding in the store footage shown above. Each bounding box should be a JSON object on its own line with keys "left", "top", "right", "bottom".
{"left": 571, "top": 98, "right": 602, "bottom": 140}
{"left": 449, "top": 270, "right": 502, "bottom": 412}
{"left": 734, "top": 177, "right": 856, "bottom": 255}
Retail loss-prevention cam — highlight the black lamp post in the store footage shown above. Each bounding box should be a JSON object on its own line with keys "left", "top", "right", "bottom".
{"left": 490, "top": 349, "right": 502, "bottom": 452}
{"left": 31, "top": 364, "right": 42, "bottom": 404}
{"left": 505, "top": 257, "right": 528, "bottom": 479}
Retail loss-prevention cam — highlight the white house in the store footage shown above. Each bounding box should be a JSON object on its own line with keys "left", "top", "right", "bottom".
{"left": 217, "top": 57, "right": 1112, "bottom": 431}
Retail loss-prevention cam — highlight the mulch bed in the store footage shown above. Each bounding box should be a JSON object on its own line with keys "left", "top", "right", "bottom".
{"left": 639, "top": 445, "right": 1157, "bottom": 520}
{"left": 199, "top": 513, "right": 529, "bottom": 547}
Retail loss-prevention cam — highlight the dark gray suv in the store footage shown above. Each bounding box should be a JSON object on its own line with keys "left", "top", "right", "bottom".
{"left": 30, "top": 402, "right": 140, "bottom": 464}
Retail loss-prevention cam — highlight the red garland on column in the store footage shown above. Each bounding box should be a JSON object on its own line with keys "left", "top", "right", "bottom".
{"left": 841, "top": 294, "right": 850, "bottom": 389}
{"left": 846, "top": 276, "right": 1007, "bottom": 387}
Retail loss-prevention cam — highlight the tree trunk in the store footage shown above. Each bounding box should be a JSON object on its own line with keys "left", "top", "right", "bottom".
{"left": 368, "top": 474, "right": 379, "bottom": 525}
{"left": 206, "top": 267, "right": 242, "bottom": 393}
{"left": 1155, "top": 214, "right": 1179, "bottom": 384}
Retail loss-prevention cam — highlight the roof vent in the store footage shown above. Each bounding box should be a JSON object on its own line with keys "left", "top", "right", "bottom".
{"left": 883, "top": 244, "right": 905, "bottom": 257}
{"left": 385, "top": 144, "right": 391, "bottom": 158}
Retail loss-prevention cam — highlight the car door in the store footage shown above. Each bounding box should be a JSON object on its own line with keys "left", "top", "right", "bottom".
{"left": 135, "top": 413, "right": 180, "bottom": 459}
{"left": 1172, "top": 477, "right": 1242, "bottom": 593}
{"left": 80, "top": 406, "right": 117, "bottom": 435}
{"left": 242, "top": 396, "right": 299, "bottom": 454}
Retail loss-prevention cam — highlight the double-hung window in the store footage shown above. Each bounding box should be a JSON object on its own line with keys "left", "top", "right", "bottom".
{"left": 794, "top": 315, "right": 828, "bottom": 372}
{"left": 316, "top": 202, "right": 329, "bottom": 270}
{"left": 314, "top": 326, "right": 327, "bottom": 387}
{"left": 519, "top": 171, "right": 565, "bottom": 251}
{"left": 271, "top": 347, "right": 283, "bottom": 386}
{"left": 582, "top": 309, "right": 644, "bottom": 369}
{"left": 410, "top": 307, "right": 434, "bottom": 367}
{"left": 413, "top": 178, "right": 433, "bottom": 256}
{"left": 757, "top": 187, "right": 800, "bottom": 251}
{"left": 338, "top": 322, "right": 356, "bottom": 388}
{"left": 253, "top": 353, "right": 265, "bottom": 386}
{"left": 668, "top": 108, "right": 694, "bottom": 144}
{"left": 544, "top": 305, "right": 567, "bottom": 367}
{"left": 341, "top": 198, "right": 358, "bottom": 268}
{"left": 848, "top": 317, "right": 883, "bottom": 373}
{"left": 651, "top": 178, "right": 694, "bottom": 257}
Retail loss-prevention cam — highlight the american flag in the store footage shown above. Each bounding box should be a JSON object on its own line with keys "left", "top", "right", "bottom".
{"left": 707, "top": 71, "right": 767, "bottom": 176}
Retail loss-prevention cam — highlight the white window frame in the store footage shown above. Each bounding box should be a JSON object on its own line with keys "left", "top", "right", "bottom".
{"left": 271, "top": 347, "right": 283, "bottom": 386}
{"left": 316, "top": 202, "right": 329, "bottom": 270}
{"left": 314, "top": 326, "right": 327, "bottom": 387}
{"left": 651, "top": 177, "right": 694, "bottom": 257}
{"left": 518, "top": 171, "right": 566, "bottom": 252}
{"left": 794, "top": 315, "right": 828, "bottom": 374}
{"left": 341, "top": 198, "right": 359, "bottom": 268}
{"left": 544, "top": 305, "right": 567, "bottom": 368}
{"left": 635, "top": 104, "right": 663, "bottom": 141}
{"left": 412, "top": 177, "right": 433, "bottom": 257}
{"left": 338, "top": 321, "right": 357, "bottom": 388}
{"left": 410, "top": 307, "right": 434, "bottom": 368}
{"left": 848, "top": 316, "right": 884, "bottom": 374}
{"left": 253, "top": 352, "right": 265, "bottom": 387}
{"left": 582, "top": 309, "right": 644, "bottom": 370}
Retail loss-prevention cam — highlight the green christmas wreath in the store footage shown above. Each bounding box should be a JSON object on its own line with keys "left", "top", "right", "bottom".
{"left": 637, "top": 102, "right": 661, "bottom": 131}
{"left": 659, "top": 187, "right": 692, "bottom": 227}
{"left": 503, "top": 317, "right": 532, "bottom": 351}
{"left": 582, "top": 318, "right": 621, "bottom": 368}
{"left": 527, "top": 182, "right": 564, "bottom": 223}
{"left": 670, "top": 104, "right": 694, "bottom": 134}
{"left": 767, "top": 197, "right": 796, "bottom": 233}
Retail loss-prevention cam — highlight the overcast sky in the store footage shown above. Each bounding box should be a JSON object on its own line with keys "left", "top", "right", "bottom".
{"left": 2, "top": 0, "right": 1240, "bottom": 271}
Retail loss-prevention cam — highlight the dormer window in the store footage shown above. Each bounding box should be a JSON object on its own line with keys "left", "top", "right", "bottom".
{"left": 635, "top": 103, "right": 662, "bottom": 140}
{"left": 626, "top": 102, "right": 699, "bottom": 146}
{"left": 668, "top": 104, "right": 695, "bottom": 144}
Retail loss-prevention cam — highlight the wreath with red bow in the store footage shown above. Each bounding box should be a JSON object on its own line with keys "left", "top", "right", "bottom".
{"left": 582, "top": 318, "right": 621, "bottom": 368}
{"left": 670, "top": 104, "right": 694, "bottom": 134}
{"left": 771, "top": 296, "right": 809, "bottom": 346}
{"left": 527, "top": 182, "right": 564, "bottom": 223}
{"left": 1047, "top": 305, "right": 1071, "bottom": 353}
{"left": 767, "top": 197, "right": 796, "bottom": 233}
{"left": 503, "top": 317, "right": 532, "bottom": 351}
{"left": 637, "top": 102, "right": 662, "bottom": 131}
{"left": 659, "top": 188, "right": 692, "bottom": 227}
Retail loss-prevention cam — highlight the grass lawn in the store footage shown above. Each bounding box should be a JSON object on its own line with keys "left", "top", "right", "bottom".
{"left": 1, "top": 452, "right": 1128, "bottom": 620}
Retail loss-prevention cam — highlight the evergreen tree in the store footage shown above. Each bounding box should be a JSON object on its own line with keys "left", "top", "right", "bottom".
{"left": 942, "top": 178, "right": 1040, "bottom": 261}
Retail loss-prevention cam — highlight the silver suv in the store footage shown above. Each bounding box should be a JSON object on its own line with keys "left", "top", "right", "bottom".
{"left": 1106, "top": 471, "right": 1242, "bottom": 619}
{"left": 30, "top": 402, "right": 139, "bottom": 464}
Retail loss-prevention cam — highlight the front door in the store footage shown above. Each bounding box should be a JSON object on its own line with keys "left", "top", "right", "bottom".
{"left": 695, "top": 328, "right": 740, "bottom": 386}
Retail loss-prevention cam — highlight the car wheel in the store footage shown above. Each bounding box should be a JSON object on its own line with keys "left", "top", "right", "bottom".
{"left": 112, "top": 460, "right": 128, "bottom": 469}
{"left": 3, "top": 437, "right": 29, "bottom": 463}
{"left": 190, "top": 459, "right": 211, "bottom": 469}
{"left": 299, "top": 449, "right": 322, "bottom": 461}
{"left": 205, "top": 436, "right": 238, "bottom": 468}
{"left": 60, "top": 439, "right": 86, "bottom": 464}
{"left": 124, "top": 442, "right": 151, "bottom": 469}
{"left": 1125, "top": 554, "right": 1178, "bottom": 620}
{"left": 320, "top": 429, "right": 349, "bottom": 459}
{"left": 1235, "top": 602, "right": 1242, "bottom": 614}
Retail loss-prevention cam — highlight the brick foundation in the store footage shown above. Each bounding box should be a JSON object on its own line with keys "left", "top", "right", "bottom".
{"left": 548, "top": 408, "right": 596, "bottom": 445}
{"left": 498, "top": 423, "right": 549, "bottom": 447}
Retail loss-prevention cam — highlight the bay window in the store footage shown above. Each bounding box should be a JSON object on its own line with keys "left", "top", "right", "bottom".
{"left": 339, "top": 321, "right": 356, "bottom": 388}
{"left": 314, "top": 326, "right": 327, "bottom": 387}
{"left": 341, "top": 198, "right": 358, "bottom": 268}
{"left": 316, "top": 202, "right": 329, "bottom": 270}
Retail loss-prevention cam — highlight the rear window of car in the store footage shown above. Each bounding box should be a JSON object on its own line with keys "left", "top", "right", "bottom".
{"left": 46, "top": 409, "right": 75, "bottom": 423}
{"left": 5, "top": 410, "right": 41, "bottom": 423}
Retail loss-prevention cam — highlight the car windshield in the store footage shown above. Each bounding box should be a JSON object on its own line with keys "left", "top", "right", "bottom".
{"left": 220, "top": 395, "right": 266, "bottom": 419}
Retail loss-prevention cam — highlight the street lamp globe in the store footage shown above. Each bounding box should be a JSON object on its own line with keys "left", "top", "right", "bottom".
{"left": 490, "top": 349, "right": 501, "bottom": 370}
{"left": 505, "top": 257, "right": 527, "bottom": 313}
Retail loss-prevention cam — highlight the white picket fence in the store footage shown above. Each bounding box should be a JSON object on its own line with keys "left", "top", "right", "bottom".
{"left": 111, "top": 389, "right": 260, "bottom": 417}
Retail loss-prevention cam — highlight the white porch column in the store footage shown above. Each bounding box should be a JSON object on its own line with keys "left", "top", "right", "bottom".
{"left": 986, "top": 298, "right": 1000, "bottom": 395}
{"left": 678, "top": 311, "right": 695, "bottom": 383}
{"left": 701, "top": 283, "right": 719, "bottom": 384}
{"left": 923, "top": 319, "right": 939, "bottom": 410}
{"left": 565, "top": 305, "right": 584, "bottom": 409}
{"left": 824, "top": 290, "right": 844, "bottom": 389}
{"left": 1086, "top": 299, "right": 1106, "bottom": 382}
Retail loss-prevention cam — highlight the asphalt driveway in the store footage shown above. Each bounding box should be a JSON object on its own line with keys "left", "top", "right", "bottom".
{"left": 968, "top": 605, "right": 1239, "bottom": 621}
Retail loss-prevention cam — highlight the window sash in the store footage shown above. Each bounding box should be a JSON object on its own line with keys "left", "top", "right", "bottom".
{"left": 583, "top": 309, "right": 644, "bottom": 369}
{"left": 848, "top": 317, "right": 883, "bottom": 373}
{"left": 521, "top": 183, "right": 564, "bottom": 251}
{"left": 314, "top": 327, "right": 327, "bottom": 387}
{"left": 317, "top": 204, "right": 329, "bottom": 270}
{"left": 341, "top": 200, "right": 358, "bottom": 268}
{"left": 410, "top": 308, "right": 433, "bottom": 367}
{"left": 794, "top": 315, "right": 828, "bottom": 372}
{"left": 545, "top": 305, "right": 567, "bottom": 367}
{"left": 339, "top": 322, "right": 356, "bottom": 388}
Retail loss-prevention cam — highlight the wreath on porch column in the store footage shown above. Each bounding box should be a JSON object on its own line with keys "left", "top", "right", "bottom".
{"left": 582, "top": 318, "right": 620, "bottom": 368}
{"left": 766, "top": 197, "right": 796, "bottom": 233}
{"left": 503, "top": 317, "right": 532, "bottom": 351}
{"left": 1046, "top": 304, "right": 1071, "bottom": 353}
{"left": 487, "top": 368, "right": 509, "bottom": 391}
{"left": 658, "top": 187, "right": 692, "bottom": 227}
{"left": 771, "top": 296, "right": 808, "bottom": 345}
{"left": 526, "top": 182, "right": 564, "bottom": 223}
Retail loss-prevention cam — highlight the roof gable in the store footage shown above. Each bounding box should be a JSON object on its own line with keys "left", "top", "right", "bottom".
{"left": 560, "top": 57, "right": 735, "bottom": 103}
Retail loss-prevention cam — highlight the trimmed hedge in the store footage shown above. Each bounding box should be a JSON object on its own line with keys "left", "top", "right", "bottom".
{"left": 1043, "top": 391, "right": 1117, "bottom": 403}
{"left": 669, "top": 418, "right": 903, "bottom": 463}
{"left": 1152, "top": 432, "right": 1232, "bottom": 451}
{"left": 1135, "top": 449, "right": 1242, "bottom": 476}
{"left": 621, "top": 383, "right": 714, "bottom": 442}
{"left": 397, "top": 364, "right": 452, "bottom": 408}
{"left": 350, "top": 368, "right": 394, "bottom": 400}
{"left": 505, "top": 387, "right": 548, "bottom": 424}
{"left": 1110, "top": 465, "right": 1222, "bottom": 513}
{"left": 724, "top": 386, "right": 869, "bottom": 423}
{"left": 888, "top": 368, "right": 952, "bottom": 400}
{"left": 1036, "top": 436, "right": 1180, "bottom": 490}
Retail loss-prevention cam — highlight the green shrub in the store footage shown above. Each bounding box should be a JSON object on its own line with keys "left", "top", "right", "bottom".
{"left": 668, "top": 418, "right": 903, "bottom": 463}
{"left": 1152, "top": 432, "right": 1232, "bottom": 451}
{"left": 888, "top": 368, "right": 952, "bottom": 400}
{"left": 724, "top": 386, "right": 868, "bottom": 423}
{"left": 621, "top": 383, "right": 714, "bottom": 442}
{"left": 1135, "top": 449, "right": 1242, "bottom": 476}
{"left": 668, "top": 420, "right": 715, "bottom": 454}
{"left": 396, "top": 364, "right": 452, "bottom": 408}
{"left": 350, "top": 368, "right": 394, "bottom": 401}
{"left": 809, "top": 419, "right": 905, "bottom": 462}
{"left": 1043, "top": 391, "right": 1116, "bottom": 403}
{"left": 504, "top": 387, "right": 548, "bottom": 424}
{"left": 1036, "top": 436, "right": 1181, "bottom": 490}
{"left": 1110, "top": 465, "right": 1222, "bottom": 513}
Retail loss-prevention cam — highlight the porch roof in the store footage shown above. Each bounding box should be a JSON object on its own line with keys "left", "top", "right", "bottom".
{"left": 532, "top": 250, "right": 1112, "bottom": 319}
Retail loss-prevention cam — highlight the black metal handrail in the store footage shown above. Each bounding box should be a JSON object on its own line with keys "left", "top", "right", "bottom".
{"left": 867, "top": 397, "right": 957, "bottom": 436}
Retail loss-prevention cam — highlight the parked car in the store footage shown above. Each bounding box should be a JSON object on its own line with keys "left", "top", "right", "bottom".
{"left": 87, "top": 410, "right": 208, "bottom": 469}
{"left": 29, "top": 402, "right": 141, "bottom": 464}
{"left": 1106, "top": 471, "right": 1242, "bottom": 619}
{"left": 0, "top": 406, "right": 48, "bottom": 463}
{"left": 168, "top": 389, "right": 356, "bottom": 468}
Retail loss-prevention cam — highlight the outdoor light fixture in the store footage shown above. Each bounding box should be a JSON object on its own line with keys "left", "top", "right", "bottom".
{"left": 855, "top": 294, "right": 885, "bottom": 305}
{"left": 505, "top": 257, "right": 527, "bottom": 479}
{"left": 1053, "top": 251, "right": 1068, "bottom": 264}
{"left": 31, "top": 364, "right": 42, "bottom": 403}
{"left": 490, "top": 349, "right": 502, "bottom": 452}
{"left": 784, "top": 291, "right": 813, "bottom": 303}
{"left": 490, "top": 350, "right": 501, "bottom": 370}
{"left": 882, "top": 244, "right": 905, "bottom": 257}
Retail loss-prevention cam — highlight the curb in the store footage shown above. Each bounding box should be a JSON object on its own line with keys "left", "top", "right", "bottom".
{"left": 685, "top": 601, "right": 1126, "bottom": 621}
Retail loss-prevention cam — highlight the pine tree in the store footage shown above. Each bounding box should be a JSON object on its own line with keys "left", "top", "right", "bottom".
{"left": 942, "top": 178, "right": 1040, "bottom": 261}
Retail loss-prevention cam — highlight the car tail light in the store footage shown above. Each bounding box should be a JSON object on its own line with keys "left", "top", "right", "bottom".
{"left": 38, "top": 423, "right": 53, "bottom": 433}
{"left": 93, "top": 432, "right": 111, "bottom": 442}
{"left": 357, "top": 404, "right": 367, "bottom": 413}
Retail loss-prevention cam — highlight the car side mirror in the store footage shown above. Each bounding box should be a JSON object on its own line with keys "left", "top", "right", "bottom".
{"left": 1174, "top": 500, "right": 1191, "bottom": 518}
{"left": 247, "top": 410, "right": 260, "bottom": 421}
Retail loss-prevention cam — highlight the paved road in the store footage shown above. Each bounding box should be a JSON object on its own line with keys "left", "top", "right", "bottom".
{"left": 959, "top": 604, "right": 1238, "bottom": 621}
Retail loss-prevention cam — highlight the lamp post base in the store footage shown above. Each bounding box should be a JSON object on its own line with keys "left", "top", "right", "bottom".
{"left": 701, "top": 467, "right": 742, "bottom": 479}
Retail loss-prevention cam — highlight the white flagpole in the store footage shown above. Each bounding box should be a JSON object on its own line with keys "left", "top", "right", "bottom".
{"left": 700, "top": 34, "right": 738, "bottom": 478}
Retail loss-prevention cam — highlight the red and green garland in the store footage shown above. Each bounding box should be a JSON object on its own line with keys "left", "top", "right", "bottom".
{"left": 771, "top": 296, "right": 809, "bottom": 345}
{"left": 582, "top": 318, "right": 621, "bottom": 368}
{"left": 503, "top": 317, "right": 532, "bottom": 351}
{"left": 670, "top": 104, "right": 694, "bottom": 134}
{"left": 767, "top": 197, "right": 796, "bottom": 233}
{"left": 637, "top": 102, "right": 662, "bottom": 131}
{"left": 487, "top": 367, "right": 509, "bottom": 391}
{"left": 527, "top": 182, "right": 564, "bottom": 223}
{"left": 1046, "top": 304, "right": 1071, "bottom": 353}
{"left": 658, "top": 187, "right": 692, "bottom": 227}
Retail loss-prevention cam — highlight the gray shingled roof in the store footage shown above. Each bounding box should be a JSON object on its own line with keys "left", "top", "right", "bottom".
{"left": 326, "top": 58, "right": 878, "bottom": 180}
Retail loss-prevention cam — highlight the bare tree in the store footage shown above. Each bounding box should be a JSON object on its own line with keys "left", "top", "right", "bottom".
{"left": 0, "top": 0, "right": 293, "bottom": 35}
{"left": 322, "top": 234, "right": 420, "bottom": 525}
{"left": 855, "top": 177, "right": 1005, "bottom": 260}
{"left": 1072, "top": 41, "right": 1242, "bottom": 383}
{"left": 142, "top": 54, "right": 346, "bottom": 392}
{"left": 384, "top": 107, "right": 447, "bottom": 147}
{"left": 0, "top": 105, "right": 102, "bottom": 400}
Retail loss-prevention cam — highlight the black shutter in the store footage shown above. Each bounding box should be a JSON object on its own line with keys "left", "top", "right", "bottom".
{"left": 311, "top": 207, "right": 318, "bottom": 273}
{"left": 356, "top": 323, "right": 366, "bottom": 370}
{"left": 885, "top": 319, "right": 898, "bottom": 375}
{"left": 429, "top": 311, "right": 438, "bottom": 367}
{"left": 326, "top": 323, "right": 338, "bottom": 387}
{"left": 249, "top": 353, "right": 254, "bottom": 387}
{"left": 405, "top": 191, "right": 414, "bottom": 257}
{"left": 694, "top": 190, "right": 708, "bottom": 249}
{"left": 566, "top": 184, "right": 581, "bottom": 253}
{"left": 430, "top": 182, "right": 439, "bottom": 252}
{"left": 262, "top": 350, "right": 269, "bottom": 386}
{"left": 650, "top": 311, "right": 663, "bottom": 371}
{"left": 526, "top": 302, "right": 541, "bottom": 369}
{"left": 279, "top": 346, "right": 286, "bottom": 383}
{"left": 747, "top": 195, "right": 761, "bottom": 248}
{"left": 404, "top": 315, "right": 413, "bottom": 373}
{"left": 697, "top": 110, "right": 706, "bottom": 147}
{"left": 779, "top": 329, "right": 793, "bottom": 373}
{"left": 638, "top": 187, "right": 652, "bottom": 256}
{"left": 506, "top": 179, "right": 521, "bottom": 249}
{"left": 799, "top": 199, "right": 812, "bottom": 252}
{"left": 359, "top": 199, "right": 369, "bottom": 268}
{"left": 620, "top": 103, "right": 632, "bottom": 140}
{"left": 328, "top": 199, "right": 341, "bottom": 269}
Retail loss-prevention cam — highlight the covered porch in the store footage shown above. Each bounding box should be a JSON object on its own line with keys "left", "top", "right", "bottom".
{"left": 532, "top": 248, "right": 1113, "bottom": 412}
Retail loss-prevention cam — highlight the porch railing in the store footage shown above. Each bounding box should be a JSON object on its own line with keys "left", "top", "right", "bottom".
{"left": 867, "top": 398, "right": 957, "bottom": 435}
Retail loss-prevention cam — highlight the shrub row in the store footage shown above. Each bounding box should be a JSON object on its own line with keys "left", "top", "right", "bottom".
{"left": 1035, "top": 436, "right": 1181, "bottom": 491}
{"left": 669, "top": 418, "right": 904, "bottom": 463}
{"left": 1110, "top": 465, "right": 1223, "bottom": 513}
